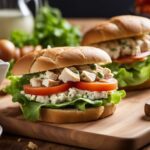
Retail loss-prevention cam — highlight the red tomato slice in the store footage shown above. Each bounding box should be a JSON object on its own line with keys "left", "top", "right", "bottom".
{"left": 74, "top": 79, "right": 118, "bottom": 91}
{"left": 23, "top": 79, "right": 118, "bottom": 95}
{"left": 114, "top": 51, "right": 150, "bottom": 64}
{"left": 23, "top": 83, "right": 72, "bottom": 96}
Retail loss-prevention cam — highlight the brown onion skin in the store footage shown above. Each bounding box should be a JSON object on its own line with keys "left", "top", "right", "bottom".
{"left": 0, "top": 39, "right": 16, "bottom": 61}
{"left": 14, "top": 48, "right": 21, "bottom": 61}
{"left": 0, "top": 39, "right": 42, "bottom": 61}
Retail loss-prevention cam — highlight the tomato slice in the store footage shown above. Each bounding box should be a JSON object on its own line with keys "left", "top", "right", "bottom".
{"left": 114, "top": 51, "right": 150, "bottom": 64}
{"left": 24, "top": 79, "right": 118, "bottom": 95}
{"left": 74, "top": 79, "right": 118, "bottom": 91}
{"left": 23, "top": 83, "right": 72, "bottom": 96}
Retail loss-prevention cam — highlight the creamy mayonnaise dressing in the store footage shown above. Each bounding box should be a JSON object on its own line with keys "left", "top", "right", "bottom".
{"left": 92, "top": 34, "right": 150, "bottom": 59}
{"left": 21, "top": 88, "right": 109, "bottom": 104}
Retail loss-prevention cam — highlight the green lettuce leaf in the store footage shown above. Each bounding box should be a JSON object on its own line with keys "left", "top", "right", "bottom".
{"left": 12, "top": 90, "right": 125, "bottom": 121}
{"left": 4, "top": 76, "right": 21, "bottom": 96}
{"left": 4, "top": 74, "right": 37, "bottom": 96}
{"left": 105, "top": 56, "right": 150, "bottom": 88}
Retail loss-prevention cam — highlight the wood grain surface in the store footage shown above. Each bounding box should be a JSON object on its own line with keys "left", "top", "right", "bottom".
{"left": 0, "top": 133, "right": 85, "bottom": 150}
{"left": 0, "top": 89, "right": 150, "bottom": 150}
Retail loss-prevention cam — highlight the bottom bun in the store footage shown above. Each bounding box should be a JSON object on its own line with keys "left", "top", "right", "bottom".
{"left": 100, "top": 104, "right": 116, "bottom": 119}
{"left": 40, "top": 104, "right": 116, "bottom": 124}
{"left": 123, "top": 79, "right": 150, "bottom": 91}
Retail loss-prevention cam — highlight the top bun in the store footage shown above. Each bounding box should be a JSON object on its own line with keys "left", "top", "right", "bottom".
{"left": 81, "top": 15, "right": 150, "bottom": 45}
{"left": 12, "top": 46, "right": 111, "bottom": 75}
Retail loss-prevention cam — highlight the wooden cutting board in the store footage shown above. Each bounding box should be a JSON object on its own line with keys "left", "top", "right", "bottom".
{"left": 0, "top": 90, "right": 150, "bottom": 150}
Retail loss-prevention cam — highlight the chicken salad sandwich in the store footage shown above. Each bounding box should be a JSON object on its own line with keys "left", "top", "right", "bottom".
{"left": 82, "top": 15, "right": 150, "bottom": 90}
{"left": 5, "top": 46, "right": 125, "bottom": 123}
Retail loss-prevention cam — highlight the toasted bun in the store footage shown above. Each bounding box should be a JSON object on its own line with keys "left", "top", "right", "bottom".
{"left": 12, "top": 46, "right": 111, "bottom": 75}
{"left": 100, "top": 103, "right": 116, "bottom": 118}
{"left": 123, "top": 79, "right": 150, "bottom": 91}
{"left": 12, "top": 50, "right": 45, "bottom": 75}
{"left": 40, "top": 104, "right": 116, "bottom": 123}
{"left": 81, "top": 15, "right": 150, "bottom": 45}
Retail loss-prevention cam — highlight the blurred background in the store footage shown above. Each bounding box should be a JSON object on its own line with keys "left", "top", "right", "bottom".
{"left": 47, "top": 0, "right": 134, "bottom": 18}
{"left": 28, "top": 0, "right": 150, "bottom": 18}
{"left": 0, "top": 0, "right": 150, "bottom": 61}
{"left": 28, "top": 0, "right": 135, "bottom": 18}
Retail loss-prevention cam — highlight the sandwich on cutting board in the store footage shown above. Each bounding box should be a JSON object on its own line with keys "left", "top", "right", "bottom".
{"left": 7, "top": 46, "right": 125, "bottom": 123}
{"left": 82, "top": 15, "right": 150, "bottom": 90}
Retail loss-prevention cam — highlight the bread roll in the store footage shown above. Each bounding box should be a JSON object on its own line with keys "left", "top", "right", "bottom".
{"left": 82, "top": 15, "right": 150, "bottom": 45}
{"left": 12, "top": 46, "right": 111, "bottom": 75}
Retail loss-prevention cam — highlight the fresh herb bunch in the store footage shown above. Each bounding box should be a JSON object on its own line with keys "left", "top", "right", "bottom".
{"left": 11, "top": 5, "right": 81, "bottom": 48}
{"left": 10, "top": 31, "right": 38, "bottom": 48}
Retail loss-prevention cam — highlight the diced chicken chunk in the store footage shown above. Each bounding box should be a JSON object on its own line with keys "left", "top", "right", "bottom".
{"left": 50, "top": 94, "right": 58, "bottom": 104}
{"left": 45, "top": 71, "right": 58, "bottom": 80}
{"left": 36, "top": 96, "right": 49, "bottom": 103}
{"left": 30, "top": 78, "right": 42, "bottom": 87}
{"left": 77, "top": 65, "right": 93, "bottom": 72}
{"left": 81, "top": 70, "right": 96, "bottom": 82}
{"left": 103, "top": 68, "right": 113, "bottom": 79}
{"left": 40, "top": 71, "right": 58, "bottom": 80}
{"left": 141, "top": 39, "right": 150, "bottom": 52}
{"left": 42, "top": 79, "right": 60, "bottom": 87}
{"left": 96, "top": 41, "right": 121, "bottom": 59}
{"left": 58, "top": 68, "right": 80, "bottom": 83}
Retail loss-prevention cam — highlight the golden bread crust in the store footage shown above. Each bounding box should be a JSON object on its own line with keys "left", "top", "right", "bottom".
{"left": 12, "top": 46, "right": 111, "bottom": 75}
{"left": 40, "top": 104, "right": 116, "bottom": 123}
{"left": 82, "top": 15, "right": 150, "bottom": 45}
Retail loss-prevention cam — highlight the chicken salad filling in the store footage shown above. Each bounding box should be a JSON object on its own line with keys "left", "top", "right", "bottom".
{"left": 29, "top": 64, "right": 113, "bottom": 88}
{"left": 21, "top": 88, "right": 109, "bottom": 104}
{"left": 92, "top": 34, "right": 150, "bottom": 59}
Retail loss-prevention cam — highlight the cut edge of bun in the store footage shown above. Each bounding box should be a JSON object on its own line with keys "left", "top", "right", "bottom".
{"left": 12, "top": 50, "right": 44, "bottom": 75}
{"left": 81, "top": 15, "right": 150, "bottom": 45}
{"left": 40, "top": 104, "right": 116, "bottom": 123}
{"left": 12, "top": 46, "right": 111, "bottom": 75}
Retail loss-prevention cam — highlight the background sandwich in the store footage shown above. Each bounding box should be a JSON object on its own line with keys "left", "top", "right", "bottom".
{"left": 5, "top": 46, "right": 125, "bottom": 123}
{"left": 82, "top": 15, "right": 150, "bottom": 90}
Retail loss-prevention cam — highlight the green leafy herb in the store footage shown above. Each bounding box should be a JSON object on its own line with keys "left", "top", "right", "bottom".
{"left": 10, "top": 5, "right": 81, "bottom": 48}
{"left": 90, "top": 64, "right": 96, "bottom": 70}
{"left": 10, "top": 31, "right": 38, "bottom": 48}
{"left": 97, "top": 72, "right": 104, "bottom": 79}
{"left": 110, "top": 48, "right": 117, "bottom": 51}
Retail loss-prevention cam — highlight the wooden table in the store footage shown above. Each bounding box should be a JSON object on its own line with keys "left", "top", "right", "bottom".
{"left": 0, "top": 133, "right": 150, "bottom": 150}
{"left": 0, "top": 19, "right": 150, "bottom": 150}
{"left": 0, "top": 133, "right": 84, "bottom": 150}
